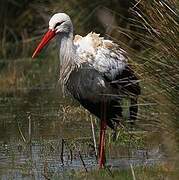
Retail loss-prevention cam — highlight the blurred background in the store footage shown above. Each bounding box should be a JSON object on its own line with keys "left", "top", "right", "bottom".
{"left": 0, "top": 0, "right": 179, "bottom": 179}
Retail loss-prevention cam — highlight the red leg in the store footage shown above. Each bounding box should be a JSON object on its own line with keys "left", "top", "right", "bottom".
{"left": 98, "top": 119, "right": 107, "bottom": 168}
{"left": 99, "top": 99, "right": 107, "bottom": 168}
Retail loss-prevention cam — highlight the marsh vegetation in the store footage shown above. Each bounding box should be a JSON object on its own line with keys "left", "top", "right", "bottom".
{"left": 0, "top": 0, "right": 179, "bottom": 179}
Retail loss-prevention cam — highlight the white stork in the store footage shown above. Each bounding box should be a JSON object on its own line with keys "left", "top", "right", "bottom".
{"left": 32, "top": 13, "right": 140, "bottom": 168}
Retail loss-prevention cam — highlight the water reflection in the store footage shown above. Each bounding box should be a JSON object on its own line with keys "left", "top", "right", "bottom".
{"left": 0, "top": 88, "right": 96, "bottom": 179}
{"left": 0, "top": 88, "right": 163, "bottom": 179}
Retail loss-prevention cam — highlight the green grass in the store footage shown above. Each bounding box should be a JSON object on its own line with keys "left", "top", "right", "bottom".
{"left": 41, "top": 164, "right": 178, "bottom": 180}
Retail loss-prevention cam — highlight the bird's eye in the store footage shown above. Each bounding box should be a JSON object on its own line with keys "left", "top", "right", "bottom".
{"left": 54, "top": 21, "right": 65, "bottom": 29}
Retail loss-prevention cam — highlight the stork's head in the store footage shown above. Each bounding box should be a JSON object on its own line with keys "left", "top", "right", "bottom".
{"left": 32, "top": 13, "right": 73, "bottom": 58}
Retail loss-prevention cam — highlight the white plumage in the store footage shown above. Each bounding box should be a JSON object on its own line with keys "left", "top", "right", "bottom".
{"left": 74, "top": 33, "right": 127, "bottom": 81}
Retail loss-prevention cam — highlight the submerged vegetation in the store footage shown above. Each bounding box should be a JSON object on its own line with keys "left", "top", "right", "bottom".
{"left": 0, "top": 0, "right": 179, "bottom": 179}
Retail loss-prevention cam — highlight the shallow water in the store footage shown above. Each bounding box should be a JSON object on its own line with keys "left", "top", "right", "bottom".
{"left": 0, "top": 87, "right": 164, "bottom": 179}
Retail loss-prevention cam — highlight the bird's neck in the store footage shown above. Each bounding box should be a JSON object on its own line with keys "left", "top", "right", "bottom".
{"left": 57, "top": 32, "right": 76, "bottom": 91}
{"left": 58, "top": 32, "right": 75, "bottom": 61}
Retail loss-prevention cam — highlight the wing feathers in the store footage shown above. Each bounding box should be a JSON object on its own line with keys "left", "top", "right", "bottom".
{"left": 74, "top": 32, "right": 127, "bottom": 81}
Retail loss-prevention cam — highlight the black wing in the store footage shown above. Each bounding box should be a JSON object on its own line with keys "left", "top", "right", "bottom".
{"left": 104, "top": 65, "right": 141, "bottom": 124}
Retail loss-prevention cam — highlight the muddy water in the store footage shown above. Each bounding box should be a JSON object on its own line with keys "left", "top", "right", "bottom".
{"left": 0, "top": 88, "right": 163, "bottom": 179}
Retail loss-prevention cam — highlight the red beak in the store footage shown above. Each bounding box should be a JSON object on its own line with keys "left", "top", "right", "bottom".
{"left": 32, "top": 29, "right": 56, "bottom": 58}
